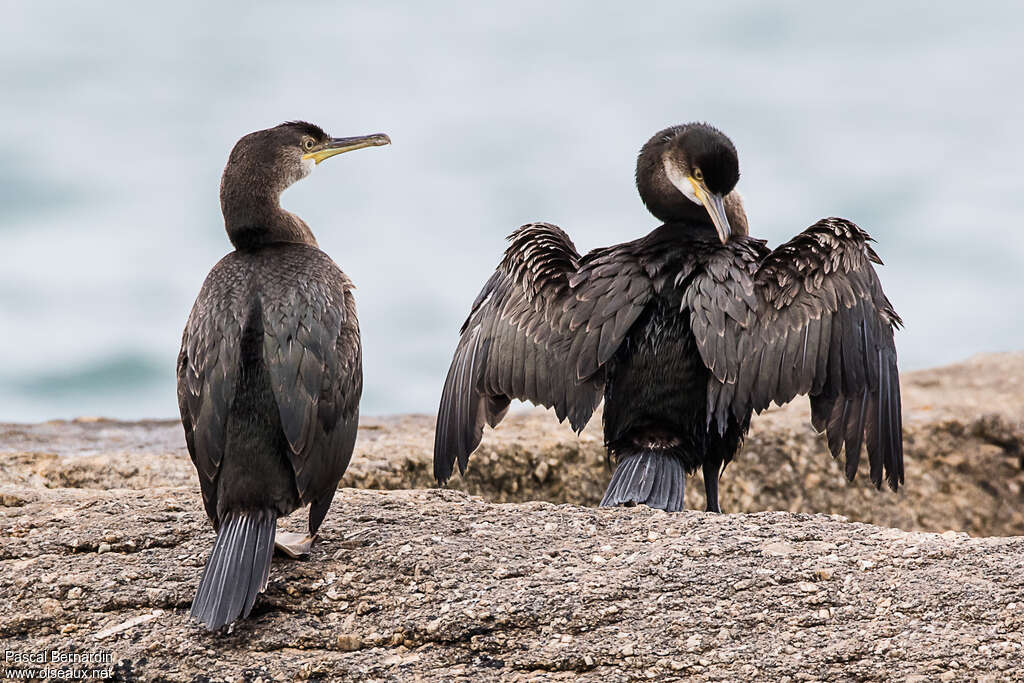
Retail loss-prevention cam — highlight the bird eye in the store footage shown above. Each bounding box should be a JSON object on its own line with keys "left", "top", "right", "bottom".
{"left": 693, "top": 168, "right": 704, "bottom": 182}
{"left": 303, "top": 139, "right": 315, "bottom": 151}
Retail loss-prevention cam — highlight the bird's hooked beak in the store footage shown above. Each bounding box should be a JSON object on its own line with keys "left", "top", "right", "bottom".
{"left": 689, "top": 177, "right": 732, "bottom": 244}
{"left": 303, "top": 133, "right": 391, "bottom": 164}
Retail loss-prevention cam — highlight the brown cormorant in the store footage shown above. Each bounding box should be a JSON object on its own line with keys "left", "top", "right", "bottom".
{"left": 433, "top": 122, "right": 903, "bottom": 513}
{"left": 177, "top": 121, "right": 389, "bottom": 630}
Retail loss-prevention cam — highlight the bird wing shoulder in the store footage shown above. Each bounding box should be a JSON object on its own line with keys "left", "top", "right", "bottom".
{"left": 565, "top": 237, "right": 657, "bottom": 380}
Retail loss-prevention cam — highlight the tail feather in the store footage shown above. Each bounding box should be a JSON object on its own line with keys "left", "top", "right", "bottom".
{"left": 600, "top": 450, "right": 686, "bottom": 512}
{"left": 190, "top": 510, "right": 276, "bottom": 631}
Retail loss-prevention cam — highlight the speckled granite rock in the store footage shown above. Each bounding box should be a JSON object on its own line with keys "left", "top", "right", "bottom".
{"left": 1, "top": 487, "right": 1022, "bottom": 681}
{"left": 2, "top": 352, "right": 1022, "bottom": 535}
{"left": 0, "top": 353, "right": 1022, "bottom": 681}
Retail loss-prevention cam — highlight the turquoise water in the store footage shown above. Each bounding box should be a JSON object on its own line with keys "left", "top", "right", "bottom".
{"left": 1, "top": 2, "right": 1022, "bottom": 422}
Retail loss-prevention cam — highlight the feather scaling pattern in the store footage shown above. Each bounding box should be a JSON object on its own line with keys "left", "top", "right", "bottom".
{"left": 434, "top": 223, "right": 653, "bottom": 482}
{"left": 686, "top": 218, "right": 903, "bottom": 490}
{"left": 178, "top": 244, "right": 362, "bottom": 529}
{"left": 435, "top": 218, "right": 903, "bottom": 505}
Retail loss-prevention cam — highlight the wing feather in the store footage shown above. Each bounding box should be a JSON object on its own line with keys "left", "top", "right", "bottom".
{"left": 177, "top": 257, "right": 246, "bottom": 524}
{"left": 687, "top": 218, "right": 904, "bottom": 490}
{"left": 261, "top": 250, "right": 362, "bottom": 504}
{"left": 433, "top": 222, "right": 653, "bottom": 483}
{"left": 178, "top": 247, "right": 361, "bottom": 527}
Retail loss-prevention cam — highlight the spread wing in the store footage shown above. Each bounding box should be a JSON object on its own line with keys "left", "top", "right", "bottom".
{"left": 686, "top": 217, "right": 904, "bottom": 490}
{"left": 434, "top": 222, "right": 653, "bottom": 483}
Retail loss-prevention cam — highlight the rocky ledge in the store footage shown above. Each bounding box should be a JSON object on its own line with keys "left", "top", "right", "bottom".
{"left": 1, "top": 353, "right": 1023, "bottom": 681}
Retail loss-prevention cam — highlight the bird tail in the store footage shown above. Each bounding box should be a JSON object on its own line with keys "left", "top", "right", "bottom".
{"left": 190, "top": 509, "right": 277, "bottom": 631}
{"left": 600, "top": 450, "right": 686, "bottom": 512}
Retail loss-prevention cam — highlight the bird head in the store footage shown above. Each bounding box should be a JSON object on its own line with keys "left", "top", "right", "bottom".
{"left": 222, "top": 121, "right": 391, "bottom": 200}
{"left": 219, "top": 122, "right": 390, "bottom": 248}
{"left": 636, "top": 123, "right": 740, "bottom": 243}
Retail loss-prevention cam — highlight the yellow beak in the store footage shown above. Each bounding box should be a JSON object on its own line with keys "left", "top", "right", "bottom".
{"left": 689, "top": 177, "right": 732, "bottom": 244}
{"left": 302, "top": 133, "right": 391, "bottom": 164}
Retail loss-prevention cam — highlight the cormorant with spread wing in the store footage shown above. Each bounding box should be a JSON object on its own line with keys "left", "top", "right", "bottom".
{"left": 177, "top": 121, "right": 389, "bottom": 630}
{"left": 434, "top": 123, "right": 903, "bottom": 513}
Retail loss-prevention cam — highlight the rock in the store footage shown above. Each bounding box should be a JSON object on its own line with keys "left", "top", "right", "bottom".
{"left": 336, "top": 634, "right": 362, "bottom": 652}
{"left": 1, "top": 491, "right": 32, "bottom": 506}
{"left": 38, "top": 598, "right": 62, "bottom": 617}
{"left": 2, "top": 353, "right": 1024, "bottom": 538}
{"left": 0, "top": 353, "right": 1023, "bottom": 680}
{"left": 3, "top": 486, "right": 1019, "bottom": 679}
{"left": 762, "top": 541, "right": 797, "bottom": 557}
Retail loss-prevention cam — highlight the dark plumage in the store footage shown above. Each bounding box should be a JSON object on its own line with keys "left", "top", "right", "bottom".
{"left": 433, "top": 122, "right": 903, "bottom": 513}
{"left": 177, "top": 121, "right": 389, "bottom": 630}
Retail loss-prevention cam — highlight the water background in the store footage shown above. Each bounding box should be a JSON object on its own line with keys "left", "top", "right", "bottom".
{"left": 1, "top": 2, "right": 1022, "bottom": 422}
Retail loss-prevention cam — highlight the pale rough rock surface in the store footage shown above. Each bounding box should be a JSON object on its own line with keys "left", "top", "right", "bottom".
{"left": 2, "top": 488, "right": 1023, "bottom": 681}
{"left": 1, "top": 353, "right": 1023, "bottom": 681}
{"left": 3, "top": 353, "right": 1022, "bottom": 535}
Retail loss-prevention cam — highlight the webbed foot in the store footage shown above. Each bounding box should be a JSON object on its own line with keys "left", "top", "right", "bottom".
{"left": 274, "top": 531, "right": 316, "bottom": 558}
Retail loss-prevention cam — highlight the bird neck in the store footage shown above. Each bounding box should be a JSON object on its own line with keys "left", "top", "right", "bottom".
{"left": 656, "top": 198, "right": 716, "bottom": 226}
{"left": 221, "top": 191, "right": 319, "bottom": 251}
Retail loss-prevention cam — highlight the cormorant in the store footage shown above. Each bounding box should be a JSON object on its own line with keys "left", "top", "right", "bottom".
{"left": 177, "top": 121, "right": 389, "bottom": 630}
{"left": 433, "top": 122, "right": 903, "bottom": 513}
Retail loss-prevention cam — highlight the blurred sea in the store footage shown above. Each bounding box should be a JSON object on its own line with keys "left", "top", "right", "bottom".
{"left": 1, "top": 2, "right": 1022, "bottom": 422}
